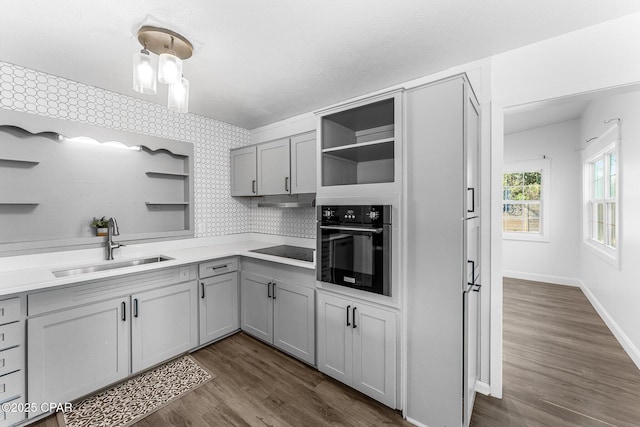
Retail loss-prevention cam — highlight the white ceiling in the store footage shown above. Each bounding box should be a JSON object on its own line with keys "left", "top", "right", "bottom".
{"left": 504, "top": 101, "right": 590, "bottom": 135}
{"left": 2, "top": 1, "right": 640, "bottom": 129}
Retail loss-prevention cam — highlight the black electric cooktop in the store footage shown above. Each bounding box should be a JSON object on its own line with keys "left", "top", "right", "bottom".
{"left": 250, "top": 245, "right": 314, "bottom": 263}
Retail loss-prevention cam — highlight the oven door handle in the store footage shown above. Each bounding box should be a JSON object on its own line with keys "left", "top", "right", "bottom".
{"left": 319, "top": 226, "right": 383, "bottom": 233}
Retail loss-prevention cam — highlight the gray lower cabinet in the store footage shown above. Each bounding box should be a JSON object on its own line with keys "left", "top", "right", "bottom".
{"left": 27, "top": 297, "right": 130, "bottom": 416}
{"left": 199, "top": 272, "right": 239, "bottom": 345}
{"left": 316, "top": 291, "right": 397, "bottom": 408}
{"left": 240, "top": 260, "right": 315, "bottom": 365}
{"left": 27, "top": 267, "right": 198, "bottom": 418}
{"left": 131, "top": 281, "right": 199, "bottom": 373}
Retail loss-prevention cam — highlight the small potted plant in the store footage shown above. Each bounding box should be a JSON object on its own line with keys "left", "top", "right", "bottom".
{"left": 91, "top": 216, "right": 109, "bottom": 236}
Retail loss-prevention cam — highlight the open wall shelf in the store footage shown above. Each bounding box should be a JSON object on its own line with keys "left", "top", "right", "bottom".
{"left": 0, "top": 158, "right": 40, "bottom": 166}
{"left": 145, "top": 171, "right": 189, "bottom": 178}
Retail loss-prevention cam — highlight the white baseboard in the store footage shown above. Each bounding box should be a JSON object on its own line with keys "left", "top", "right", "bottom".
{"left": 475, "top": 380, "right": 491, "bottom": 396}
{"left": 502, "top": 270, "right": 581, "bottom": 287}
{"left": 405, "top": 416, "right": 429, "bottom": 427}
{"left": 579, "top": 282, "right": 640, "bottom": 371}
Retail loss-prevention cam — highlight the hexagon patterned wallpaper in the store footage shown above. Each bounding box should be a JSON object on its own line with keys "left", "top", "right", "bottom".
{"left": 0, "top": 61, "right": 315, "bottom": 240}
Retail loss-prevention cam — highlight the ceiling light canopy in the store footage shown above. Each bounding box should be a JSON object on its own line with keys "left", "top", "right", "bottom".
{"left": 132, "top": 26, "right": 193, "bottom": 113}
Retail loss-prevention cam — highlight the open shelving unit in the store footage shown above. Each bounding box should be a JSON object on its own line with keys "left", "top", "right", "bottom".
{"left": 320, "top": 98, "right": 397, "bottom": 187}
{"left": 0, "top": 109, "right": 194, "bottom": 251}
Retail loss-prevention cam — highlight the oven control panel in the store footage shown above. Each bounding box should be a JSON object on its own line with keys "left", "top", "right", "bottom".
{"left": 318, "top": 205, "right": 390, "bottom": 225}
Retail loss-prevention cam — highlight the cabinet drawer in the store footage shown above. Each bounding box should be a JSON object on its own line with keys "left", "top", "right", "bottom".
{"left": 0, "top": 323, "right": 22, "bottom": 352}
{"left": 0, "top": 370, "right": 23, "bottom": 403}
{"left": 0, "top": 396, "right": 25, "bottom": 426}
{"left": 0, "top": 348, "right": 21, "bottom": 377}
{"left": 0, "top": 299, "right": 20, "bottom": 326}
{"left": 199, "top": 258, "right": 238, "bottom": 278}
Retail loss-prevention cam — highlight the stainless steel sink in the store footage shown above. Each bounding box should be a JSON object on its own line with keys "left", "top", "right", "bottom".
{"left": 52, "top": 256, "right": 173, "bottom": 278}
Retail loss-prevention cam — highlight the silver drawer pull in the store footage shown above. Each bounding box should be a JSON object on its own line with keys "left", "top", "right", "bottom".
{"left": 208, "top": 265, "right": 228, "bottom": 270}
{"left": 0, "top": 333, "right": 4, "bottom": 342}
{"left": 0, "top": 384, "right": 4, "bottom": 393}
{"left": 0, "top": 359, "right": 4, "bottom": 368}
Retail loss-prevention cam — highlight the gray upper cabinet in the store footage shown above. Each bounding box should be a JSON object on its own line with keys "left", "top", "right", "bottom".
{"left": 230, "top": 146, "right": 257, "bottom": 196}
{"left": 230, "top": 132, "right": 317, "bottom": 197}
{"left": 257, "top": 138, "right": 291, "bottom": 195}
{"left": 290, "top": 131, "right": 317, "bottom": 194}
{"left": 465, "top": 91, "right": 480, "bottom": 218}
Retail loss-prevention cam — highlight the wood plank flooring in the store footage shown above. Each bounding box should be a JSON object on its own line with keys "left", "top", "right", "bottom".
{"left": 33, "top": 332, "right": 409, "bottom": 427}
{"left": 31, "top": 277, "right": 640, "bottom": 426}
{"left": 471, "top": 278, "right": 640, "bottom": 427}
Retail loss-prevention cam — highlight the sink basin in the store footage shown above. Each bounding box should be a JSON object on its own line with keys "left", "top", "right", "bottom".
{"left": 52, "top": 256, "right": 173, "bottom": 278}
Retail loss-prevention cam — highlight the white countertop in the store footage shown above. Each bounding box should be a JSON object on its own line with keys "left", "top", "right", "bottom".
{"left": 0, "top": 233, "right": 315, "bottom": 296}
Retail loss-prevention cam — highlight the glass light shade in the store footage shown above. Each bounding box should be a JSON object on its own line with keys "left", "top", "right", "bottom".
{"left": 132, "top": 50, "right": 157, "bottom": 94}
{"left": 168, "top": 77, "right": 189, "bottom": 113}
{"left": 158, "top": 53, "right": 182, "bottom": 84}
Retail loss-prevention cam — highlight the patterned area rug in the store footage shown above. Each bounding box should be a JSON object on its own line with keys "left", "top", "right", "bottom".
{"left": 61, "top": 355, "right": 214, "bottom": 427}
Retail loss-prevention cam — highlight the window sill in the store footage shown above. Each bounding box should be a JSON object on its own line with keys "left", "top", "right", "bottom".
{"left": 583, "top": 239, "right": 620, "bottom": 269}
{"left": 503, "top": 232, "right": 549, "bottom": 243}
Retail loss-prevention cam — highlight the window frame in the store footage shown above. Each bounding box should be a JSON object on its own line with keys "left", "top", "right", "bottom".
{"left": 583, "top": 123, "right": 620, "bottom": 268}
{"left": 502, "top": 158, "right": 551, "bottom": 242}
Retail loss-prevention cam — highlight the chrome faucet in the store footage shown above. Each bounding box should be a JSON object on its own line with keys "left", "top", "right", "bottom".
{"left": 106, "top": 217, "right": 125, "bottom": 260}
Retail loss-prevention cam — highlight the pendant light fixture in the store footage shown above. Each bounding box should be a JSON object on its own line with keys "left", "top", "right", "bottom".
{"left": 133, "top": 26, "right": 193, "bottom": 113}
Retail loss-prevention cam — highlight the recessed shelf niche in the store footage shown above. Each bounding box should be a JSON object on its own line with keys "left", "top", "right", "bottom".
{"left": 0, "top": 108, "right": 194, "bottom": 253}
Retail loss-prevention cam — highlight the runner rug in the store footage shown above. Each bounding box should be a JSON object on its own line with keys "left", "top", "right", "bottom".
{"left": 60, "top": 355, "right": 214, "bottom": 427}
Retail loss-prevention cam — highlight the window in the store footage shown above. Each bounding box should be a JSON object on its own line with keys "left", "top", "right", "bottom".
{"left": 502, "top": 159, "right": 550, "bottom": 241}
{"left": 584, "top": 131, "right": 619, "bottom": 265}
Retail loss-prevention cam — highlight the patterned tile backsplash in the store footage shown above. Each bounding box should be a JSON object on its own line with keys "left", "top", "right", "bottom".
{"left": 0, "top": 61, "right": 315, "bottom": 240}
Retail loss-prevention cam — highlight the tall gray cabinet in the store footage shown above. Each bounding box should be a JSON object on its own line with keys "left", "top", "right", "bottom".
{"left": 405, "top": 74, "right": 481, "bottom": 427}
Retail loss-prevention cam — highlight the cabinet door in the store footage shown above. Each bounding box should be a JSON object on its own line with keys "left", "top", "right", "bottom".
{"left": 131, "top": 281, "right": 198, "bottom": 373}
{"left": 27, "top": 297, "right": 129, "bottom": 416}
{"left": 351, "top": 302, "right": 396, "bottom": 407}
{"left": 240, "top": 272, "right": 273, "bottom": 343}
{"left": 316, "top": 292, "right": 352, "bottom": 384}
{"left": 230, "top": 146, "right": 257, "bottom": 196}
{"left": 464, "top": 288, "right": 479, "bottom": 427}
{"left": 199, "top": 272, "right": 239, "bottom": 345}
{"left": 465, "top": 89, "right": 480, "bottom": 217}
{"left": 272, "top": 280, "right": 315, "bottom": 365}
{"left": 257, "top": 138, "right": 290, "bottom": 195}
{"left": 290, "top": 131, "right": 317, "bottom": 194}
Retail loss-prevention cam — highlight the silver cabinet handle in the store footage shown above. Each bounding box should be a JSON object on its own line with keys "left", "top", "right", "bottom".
{"left": 252, "top": 180, "right": 256, "bottom": 194}
{"left": 285, "top": 177, "right": 289, "bottom": 192}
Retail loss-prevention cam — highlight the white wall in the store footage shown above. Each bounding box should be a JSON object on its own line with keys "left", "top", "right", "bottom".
{"left": 579, "top": 90, "right": 640, "bottom": 367}
{"left": 502, "top": 120, "right": 581, "bottom": 285}
{"left": 489, "top": 11, "right": 640, "bottom": 395}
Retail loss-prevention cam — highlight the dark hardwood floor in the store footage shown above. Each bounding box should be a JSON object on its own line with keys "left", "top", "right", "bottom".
{"left": 471, "top": 278, "right": 640, "bottom": 427}
{"left": 32, "top": 277, "right": 640, "bottom": 426}
{"left": 33, "top": 332, "right": 410, "bottom": 427}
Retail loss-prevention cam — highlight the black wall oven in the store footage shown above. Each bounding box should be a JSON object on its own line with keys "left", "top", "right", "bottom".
{"left": 317, "top": 205, "right": 391, "bottom": 296}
